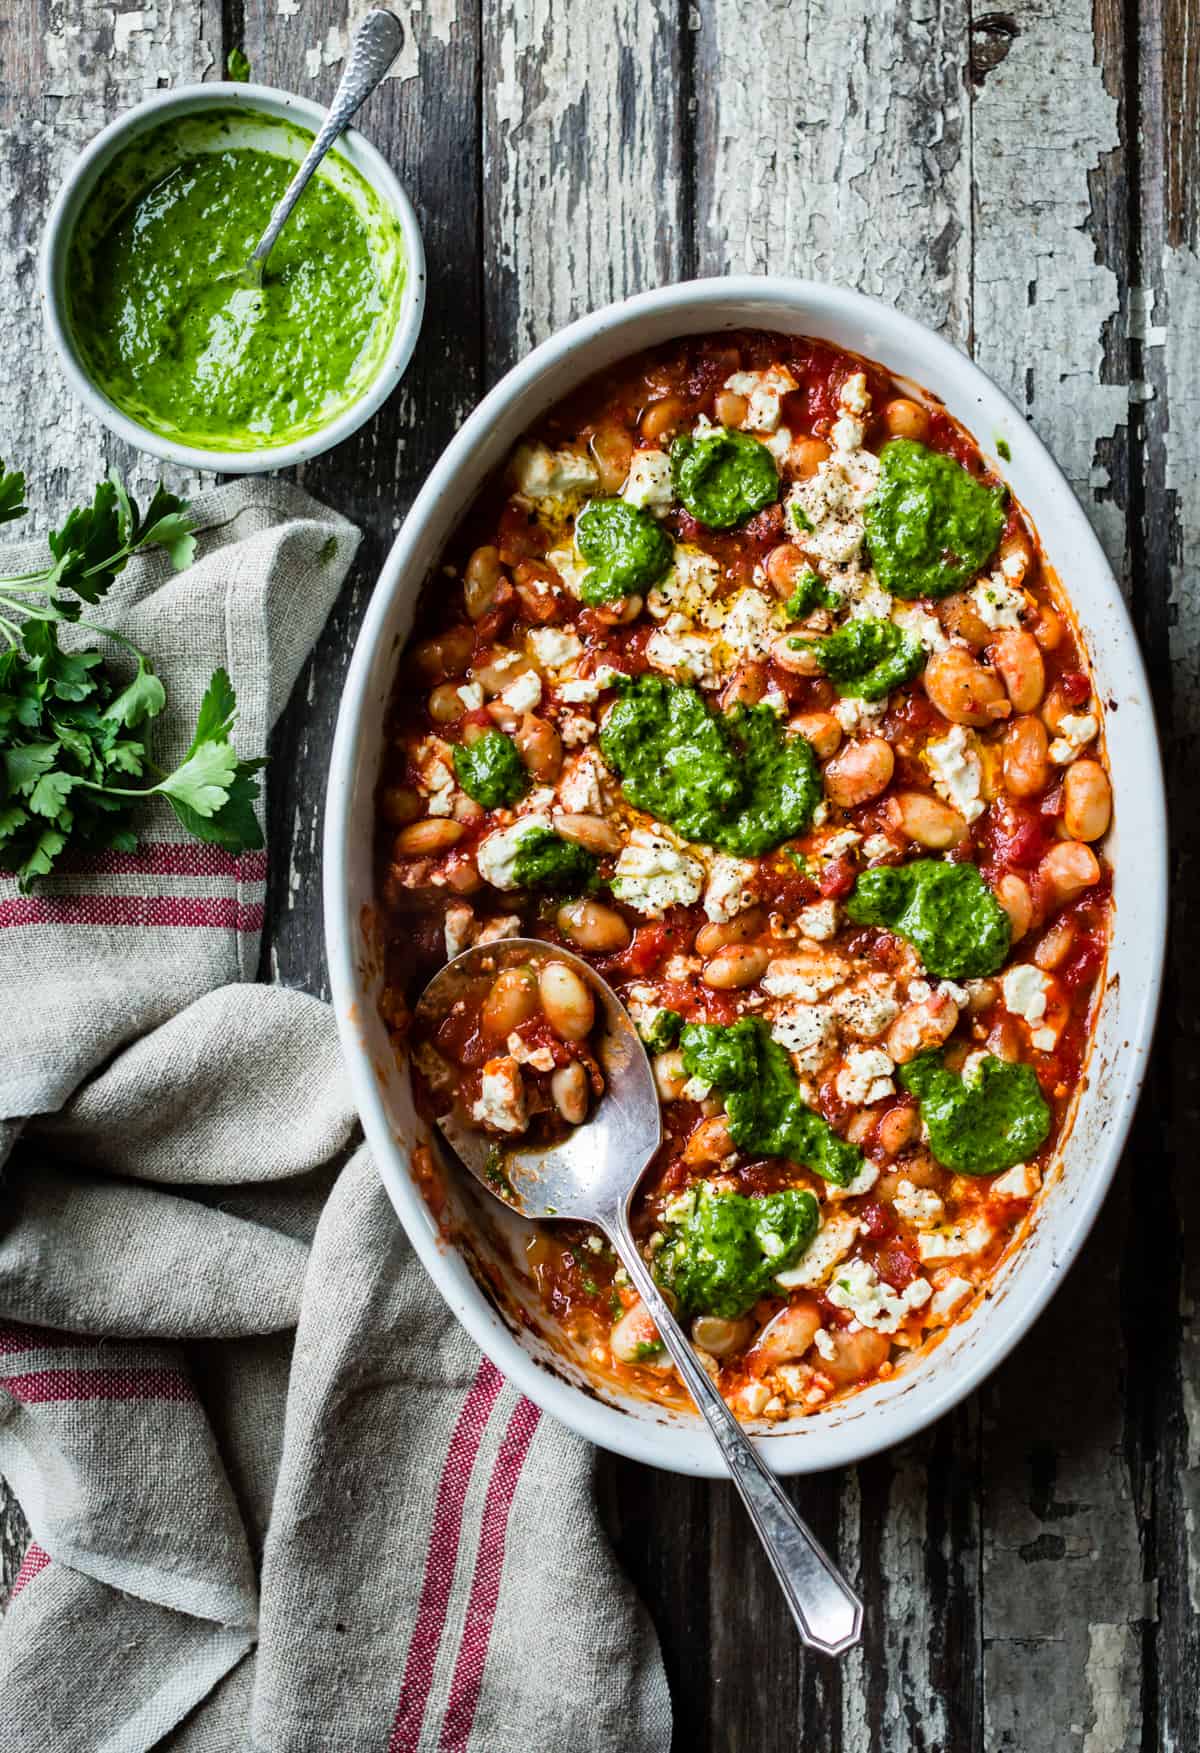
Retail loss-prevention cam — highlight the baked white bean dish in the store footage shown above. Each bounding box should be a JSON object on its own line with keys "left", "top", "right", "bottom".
{"left": 376, "top": 331, "right": 1112, "bottom": 1422}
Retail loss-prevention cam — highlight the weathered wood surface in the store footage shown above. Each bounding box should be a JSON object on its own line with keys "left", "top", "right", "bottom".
{"left": 2, "top": 1, "right": 1196, "bottom": 1745}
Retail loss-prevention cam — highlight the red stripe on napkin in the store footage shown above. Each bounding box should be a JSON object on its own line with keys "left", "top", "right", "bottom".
{"left": 0, "top": 895, "right": 264, "bottom": 931}
{"left": 55, "top": 844, "right": 270, "bottom": 881}
{"left": 0, "top": 1322, "right": 77, "bottom": 1356}
{"left": 437, "top": 1397, "right": 542, "bottom": 1753}
{"left": 387, "top": 1360, "right": 505, "bottom": 1753}
{"left": 10, "top": 1542, "right": 50, "bottom": 1598}
{"left": 1, "top": 1366, "right": 193, "bottom": 1403}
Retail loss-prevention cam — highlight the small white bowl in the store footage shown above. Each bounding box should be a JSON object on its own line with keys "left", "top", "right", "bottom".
{"left": 325, "top": 277, "right": 1166, "bottom": 1477}
{"left": 39, "top": 82, "right": 426, "bottom": 474}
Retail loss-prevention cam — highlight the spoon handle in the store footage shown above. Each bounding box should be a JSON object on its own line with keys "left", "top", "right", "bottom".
{"left": 608, "top": 1212, "right": 863, "bottom": 1657}
{"left": 247, "top": 9, "right": 404, "bottom": 275}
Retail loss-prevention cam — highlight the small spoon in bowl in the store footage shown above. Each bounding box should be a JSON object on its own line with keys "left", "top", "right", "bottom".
{"left": 416, "top": 937, "right": 863, "bottom": 1657}
{"left": 232, "top": 9, "right": 404, "bottom": 292}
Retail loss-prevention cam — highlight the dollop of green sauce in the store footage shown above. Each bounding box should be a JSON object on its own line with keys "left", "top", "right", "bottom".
{"left": 574, "top": 499, "right": 673, "bottom": 604}
{"left": 785, "top": 567, "right": 838, "bottom": 619}
{"left": 845, "top": 860, "right": 1011, "bottom": 980}
{"left": 670, "top": 429, "right": 780, "bottom": 529}
{"left": 797, "top": 616, "right": 925, "bottom": 701}
{"left": 453, "top": 730, "right": 528, "bottom": 809}
{"left": 67, "top": 114, "right": 403, "bottom": 450}
{"left": 636, "top": 1007, "right": 683, "bottom": 1054}
{"left": 864, "top": 439, "right": 1006, "bottom": 599}
{"left": 599, "top": 676, "right": 820, "bottom": 857}
{"left": 656, "top": 1182, "right": 820, "bottom": 1319}
{"left": 509, "top": 826, "right": 598, "bottom": 894}
{"left": 900, "top": 1051, "right": 1051, "bottom": 1176}
{"left": 680, "top": 1018, "right": 863, "bottom": 1187}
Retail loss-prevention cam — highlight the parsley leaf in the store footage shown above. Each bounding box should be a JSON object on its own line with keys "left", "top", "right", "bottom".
{"left": 0, "top": 464, "right": 28, "bottom": 526}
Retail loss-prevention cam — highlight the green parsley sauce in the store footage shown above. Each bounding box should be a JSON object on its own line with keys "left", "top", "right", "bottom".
{"left": 799, "top": 615, "right": 925, "bottom": 701}
{"left": 846, "top": 860, "right": 1012, "bottom": 980}
{"left": 574, "top": 498, "right": 673, "bottom": 603}
{"left": 864, "top": 439, "right": 1006, "bottom": 599}
{"left": 680, "top": 1018, "right": 862, "bottom": 1187}
{"left": 656, "top": 1182, "right": 820, "bottom": 1319}
{"left": 67, "top": 111, "right": 406, "bottom": 450}
{"left": 598, "top": 676, "right": 820, "bottom": 857}
{"left": 453, "top": 730, "right": 528, "bottom": 809}
{"left": 670, "top": 428, "right": 780, "bottom": 528}
{"left": 900, "top": 1051, "right": 1051, "bottom": 1176}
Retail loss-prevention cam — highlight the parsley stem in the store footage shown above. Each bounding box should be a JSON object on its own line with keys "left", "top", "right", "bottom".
{"left": 75, "top": 619, "right": 149, "bottom": 664}
{"left": 0, "top": 616, "right": 20, "bottom": 648}
{"left": 0, "top": 568, "right": 54, "bottom": 588}
{"left": 81, "top": 544, "right": 135, "bottom": 580}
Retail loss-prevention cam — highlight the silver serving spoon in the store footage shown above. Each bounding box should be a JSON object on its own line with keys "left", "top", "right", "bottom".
{"left": 234, "top": 9, "right": 404, "bottom": 290}
{"left": 417, "top": 938, "right": 863, "bottom": 1657}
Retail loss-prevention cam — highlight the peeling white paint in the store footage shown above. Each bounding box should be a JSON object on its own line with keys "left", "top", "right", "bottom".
{"left": 971, "top": 2, "right": 1128, "bottom": 576}
{"left": 698, "top": 0, "right": 972, "bottom": 336}
{"left": 1083, "top": 1622, "right": 1136, "bottom": 1753}
{"left": 112, "top": 9, "right": 146, "bottom": 55}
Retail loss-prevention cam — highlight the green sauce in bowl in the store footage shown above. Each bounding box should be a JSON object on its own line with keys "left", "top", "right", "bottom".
{"left": 66, "top": 109, "right": 406, "bottom": 451}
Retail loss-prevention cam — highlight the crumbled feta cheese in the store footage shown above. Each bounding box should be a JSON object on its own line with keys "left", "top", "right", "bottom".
{"left": 1048, "top": 712, "right": 1099, "bottom": 765}
{"left": 721, "top": 587, "right": 779, "bottom": 659}
{"left": 500, "top": 669, "right": 543, "bottom": 714}
{"left": 1001, "top": 964, "right": 1051, "bottom": 1025}
{"left": 703, "top": 855, "right": 758, "bottom": 923}
{"left": 558, "top": 676, "right": 601, "bottom": 703}
{"left": 972, "top": 573, "right": 1027, "bottom": 631}
{"left": 511, "top": 442, "right": 598, "bottom": 503}
{"left": 863, "top": 833, "right": 895, "bottom": 860}
{"left": 929, "top": 1275, "right": 973, "bottom": 1321}
{"left": 647, "top": 546, "right": 723, "bottom": 625}
{"left": 621, "top": 448, "right": 674, "bottom": 513}
{"left": 764, "top": 426, "right": 794, "bottom": 464}
{"left": 774, "top": 1212, "right": 860, "bottom": 1289}
{"left": 991, "top": 1161, "right": 1041, "bottom": 1200}
{"left": 813, "top": 1327, "right": 837, "bottom": 1362}
{"left": 771, "top": 1003, "right": 838, "bottom": 1072}
{"left": 476, "top": 817, "right": 553, "bottom": 890}
{"left": 840, "top": 371, "right": 871, "bottom": 416}
{"left": 544, "top": 543, "right": 591, "bottom": 598}
{"left": 681, "top": 1076, "right": 712, "bottom": 1102}
{"left": 471, "top": 1057, "right": 527, "bottom": 1132}
{"left": 824, "top": 1159, "right": 881, "bottom": 1201}
{"left": 892, "top": 600, "right": 951, "bottom": 655}
{"left": 917, "top": 1215, "right": 996, "bottom": 1262}
{"left": 723, "top": 365, "right": 798, "bottom": 433}
{"left": 925, "top": 723, "right": 985, "bottom": 824}
{"left": 611, "top": 829, "right": 705, "bottom": 916}
{"left": 529, "top": 627, "right": 583, "bottom": 670}
{"left": 415, "top": 735, "right": 458, "bottom": 817}
{"left": 831, "top": 976, "right": 900, "bottom": 1041}
{"left": 829, "top": 373, "right": 871, "bottom": 454}
{"left": 833, "top": 694, "right": 888, "bottom": 736}
{"left": 645, "top": 616, "right": 719, "bottom": 688}
{"left": 763, "top": 954, "right": 847, "bottom": 1002}
{"left": 475, "top": 913, "right": 524, "bottom": 946}
{"left": 836, "top": 1046, "right": 896, "bottom": 1106}
{"left": 456, "top": 681, "right": 485, "bottom": 711}
{"left": 797, "top": 899, "right": 841, "bottom": 941}
{"left": 785, "top": 444, "right": 881, "bottom": 572}
{"left": 820, "top": 828, "right": 863, "bottom": 861}
{"left": 826, "top": 1258, "right": 931, "bottom": 1333}
{"left": 444, "top": 903, "right": 476, "bottom": 958}
{"left": 1030, "top": 1027, "right": 1057, "bottom": 1052}
{"left": 556, "top": 748, "right": 607, "bottom": 815}
{"left": 559, "top": 712, "right": 594, "bottom": 745}
{"left": 893, "top": 1179, "right": 945, "bottom": 1229}
{"left": 506, "top": 1032, "right": 556, "bottom": 1073}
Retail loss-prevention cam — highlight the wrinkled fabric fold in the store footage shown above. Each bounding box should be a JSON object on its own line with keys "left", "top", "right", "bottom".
{"left": 0, "top": 481, "right": 671, "bottom": 1752}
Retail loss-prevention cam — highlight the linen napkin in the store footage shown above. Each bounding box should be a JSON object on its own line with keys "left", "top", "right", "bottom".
{"left": 0, "top": 482, "right": 671, "bottom": 1751}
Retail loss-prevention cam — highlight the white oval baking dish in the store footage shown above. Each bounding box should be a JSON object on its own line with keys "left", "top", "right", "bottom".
{"left": 324, "top": 278, "right": 1166, "bottom": 1477}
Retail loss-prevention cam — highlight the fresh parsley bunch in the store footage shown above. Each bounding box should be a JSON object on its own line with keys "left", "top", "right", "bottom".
{"left": 0, "top": 463, "right": 264, "bottom": 889}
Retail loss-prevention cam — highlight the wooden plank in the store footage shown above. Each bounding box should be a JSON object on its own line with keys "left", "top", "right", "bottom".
{"left": 0, "top": 0, "right": 221, "bottom": 1607}
{"left": 235, "top": 0, "right": 484, "bottom": 994}
{"left": 1133, "top": 0, "right": 1200, "bottom": 1745}
{"left": 968, "top": 5, "right": 1151, "bottom": 1749}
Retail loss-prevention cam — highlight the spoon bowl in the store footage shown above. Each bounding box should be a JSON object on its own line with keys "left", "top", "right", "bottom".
{"left": 417, "top": 938, "right": 661, "bottom": 1224}
{"left": 416, "top": 936, "right": 864, "bottom": 1657}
